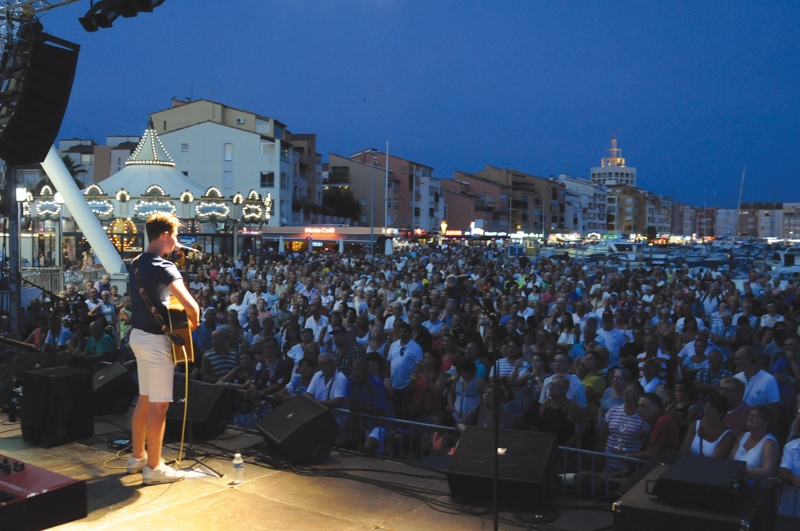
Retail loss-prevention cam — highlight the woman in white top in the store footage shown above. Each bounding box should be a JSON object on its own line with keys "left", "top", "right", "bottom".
{"left": 729, "top": 405, "right": 780, "bottom": 481}
{"left": 680, "top": 392, "right": 735, "bottom": 458}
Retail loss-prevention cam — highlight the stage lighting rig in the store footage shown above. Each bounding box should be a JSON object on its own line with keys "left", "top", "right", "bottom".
{"left": 79, "top": 0, "right": 166, "bottom": 32}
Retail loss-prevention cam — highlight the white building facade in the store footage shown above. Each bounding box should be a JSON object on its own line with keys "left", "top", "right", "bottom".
{"left": 557, "top": 173, "right": 607, "bottom": 233}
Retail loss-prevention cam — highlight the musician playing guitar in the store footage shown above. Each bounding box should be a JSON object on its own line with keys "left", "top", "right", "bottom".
{"left": 127, "top": 213, "right": 199, "bottom": 485}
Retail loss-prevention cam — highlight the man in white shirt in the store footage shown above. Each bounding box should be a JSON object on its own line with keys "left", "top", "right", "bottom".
{"left": 733, "top": 346, "right": 780, "bottom": 407}
{"left": 384, "top": 302, "right": 408, "bottom": 332}
{"left": 243, "top": 282, "right": 268, "bottom": 308}
{"left": 539, "top": 353, "right": 588, "bottom": 408}
{"left": 304, "top": 353, "right": 348, "bottom": 409}
{"left": 304, "top": 303, "right": 330, "bottom": 344}
{"left": 386, "top": 323, "right": 423, "bottom": 419}
{"left": 595, "top": 311, "right": 627, "bottom": 367}
{"left": 760, "top": 302, "right": 785, "bottom": 329}
{"left": 675, "top": 301, "right": 706, "bottom": 333}
{"left": 227, "top": 292, "right": 249, "bottom": 327}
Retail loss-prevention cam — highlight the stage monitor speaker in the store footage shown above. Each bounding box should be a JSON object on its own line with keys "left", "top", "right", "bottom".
{"left": 446, "top": 427, "right": 559, "bottom": 502}
{"left": 256, "top": 395, "right": 340, "bottom": 465}
{"left": 20, "top": 366, "right": 93, "bottom": 448}
{"left": 92, "top": 363, "right": 137, "bottom": 415}
{"left": 652, "top": 454, "right": 745, "bottom": 507}
{"left": 165, "top": 381, "right": 230, "bottom": 440}
{"left": 0, "top": 21, "right": 80, "bottom": 167}
{"left": 612, "top": 462, "right": 778, "bottom": 531}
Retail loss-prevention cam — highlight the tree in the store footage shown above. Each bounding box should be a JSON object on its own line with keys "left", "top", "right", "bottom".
{"left": 33, "top": 154, "right": 87, "bottom": 195}
{"left": 645, "top": 225, "right": 657, "bottom": 241}
{"left": 322, "top": 187, "right": 362, "bottom": 223}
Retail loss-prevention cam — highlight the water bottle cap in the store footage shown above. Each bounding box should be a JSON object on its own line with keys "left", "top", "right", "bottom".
{"left": 235, "top": 453, "right": 241, "bottom": 458}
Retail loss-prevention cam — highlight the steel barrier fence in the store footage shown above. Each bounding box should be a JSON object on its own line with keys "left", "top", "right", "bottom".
{"left": 231, "top": 393, "right": 800, "bottom": 514}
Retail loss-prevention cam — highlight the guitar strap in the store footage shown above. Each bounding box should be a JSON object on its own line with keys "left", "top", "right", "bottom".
{"left": 132, "top": 255, "right": 185, "bottom": 347}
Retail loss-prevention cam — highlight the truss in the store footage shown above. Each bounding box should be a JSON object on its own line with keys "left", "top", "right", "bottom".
{"left": 1, "top": 0, "right": 82, "bottom": 44}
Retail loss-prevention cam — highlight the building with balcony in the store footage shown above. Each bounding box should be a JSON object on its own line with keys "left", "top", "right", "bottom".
{"left": 670, "top": 202, "right": 696, "bottom": 236}
{"left": 556, "top": 173, "right": 607, "bottom": 234}
{"left": 348, "top": 150, "right": 443, "bottom": 232}
{"left": 325, "top": 153, "right": 393, "bottom": 228}
{"left": 695, "top": 207, "right": 716, "bottom": 238}
{"left": 606, "top": 185, "right": 671, "bottom": 236}
{"left": 473, "top": 166, "right": 565, "bottom": 237}
{"left": 440, "top": 171, "right": 510, "bottom": 233}
{"left": 150, "top": 98, "right": 325, "bottom": 228}
{"left": 716, "top": 209, "right": 738, "bottom": 237}
{"left": 782, "top": 203, "right": 800, "bottom": 240}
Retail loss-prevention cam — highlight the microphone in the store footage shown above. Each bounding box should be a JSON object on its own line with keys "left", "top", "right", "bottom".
{"left": 175, "top": 243, "right": 201, "bottom": 254}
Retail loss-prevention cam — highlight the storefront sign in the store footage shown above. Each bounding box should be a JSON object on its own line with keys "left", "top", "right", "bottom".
{"left": 305, "top": 227, "right": 336, "bottom": 234}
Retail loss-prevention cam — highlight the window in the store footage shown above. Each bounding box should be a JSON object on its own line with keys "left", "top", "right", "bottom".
{"left": 223, "top": 171, "right": 233, "bottom": 189}
{"left": 181, "top": 143, "right": 189, "bottom": 152}
{"left": 408, "top": 176, "right": 413, "bottom": 191}
{"left": 81, "top": 154, "right": 93, "bottom": 165}
{"left": 361, "top": 215, "right": 367, "bottom": 223}
{"left": 401, "top": 216, "right": 407, "bottom": 224}
{"left": 224, "top": 143, "right": 232, "bottom": 161}
{"left": 260, "top": 172, "right": 275, "bottom": 187}
{"left": 261, "top": 141, "right": 275, "bottom": 154}
{"left": 281, "top": 172, "right": 288, "bottom": 190}
{"left": 361, "top": 198, "right": 367, "bottom": 206}
{"left": 387, "top": 180, "right": 393, "bottom": 189}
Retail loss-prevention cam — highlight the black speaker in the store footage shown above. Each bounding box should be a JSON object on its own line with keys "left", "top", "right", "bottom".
{"left": 92, "top": 363, "right": 137, "bottom": 415}
{"left": 446, "top": 427, "right": 559, "bottom": 502}
{"left": 613, "top": 462, "right": 778, "bottom": 531}
{"left": 21, "top": 366, "right": 94, "bottom": 448}
{"left": 0, "top": 21, "right": 80, "bottom": 166}
{"left": 166, "top": 381, "right": 230, "bottom": 440}
{"left": 256, "top": 395, "right": 340, "bottom": 465}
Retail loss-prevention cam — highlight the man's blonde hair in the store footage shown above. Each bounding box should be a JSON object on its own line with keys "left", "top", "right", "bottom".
{"left": 145, "top": 212, "right": 181, "bottom": 241}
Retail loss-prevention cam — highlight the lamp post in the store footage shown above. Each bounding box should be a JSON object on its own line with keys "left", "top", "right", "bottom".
{"left": 439, "top": 220, "right": 447, "bottom": 246}
{"left": 12, "top": 187, "right": 27, "bottom": 337}
{"left": 55, "top": 192, "right": 64, "bottom": 268}
{"left": 365, "top": 148, "right": 379, "bottom": 267}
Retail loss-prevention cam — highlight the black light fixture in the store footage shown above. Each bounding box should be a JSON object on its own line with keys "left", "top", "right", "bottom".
{"left": 79, "top": 0, "right": 165, "bottom": 32}
{"left": 78, "top": 1, "right": 120, "bottom": 32}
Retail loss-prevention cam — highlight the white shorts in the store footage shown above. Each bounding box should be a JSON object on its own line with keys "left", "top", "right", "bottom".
{"left": 130, "top": 328, "right": 175, "bottom": 403}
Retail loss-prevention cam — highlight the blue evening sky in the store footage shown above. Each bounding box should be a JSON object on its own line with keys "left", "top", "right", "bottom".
{"left": 37, "top": 1, "right": 800, "bottom": 208}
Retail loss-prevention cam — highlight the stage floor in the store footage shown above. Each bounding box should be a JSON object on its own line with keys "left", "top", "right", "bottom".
{"left": 0, "top": 410, "right": 616, "bottom": 531}
{"left": 1, "top": 410, "right": 798, "bottom": 531}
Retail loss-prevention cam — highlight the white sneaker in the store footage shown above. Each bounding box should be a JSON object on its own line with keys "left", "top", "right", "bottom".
{"left": 142, "top": 462, "right": 186, "bottom": 485}
{"left": 126, "top": 453, "right": 148, "bottom": 474}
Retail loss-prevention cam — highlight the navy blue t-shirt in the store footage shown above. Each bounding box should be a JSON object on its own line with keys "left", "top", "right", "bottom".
{"left": 129, "top": 253, "right": 183, "bottom": 335}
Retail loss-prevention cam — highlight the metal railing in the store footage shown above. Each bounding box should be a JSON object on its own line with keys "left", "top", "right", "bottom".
{"left": 20, "top": 267, "right": 108, "bottom": 298}
{"left": 329, "top": 409, "right": 648, "bottom": 498}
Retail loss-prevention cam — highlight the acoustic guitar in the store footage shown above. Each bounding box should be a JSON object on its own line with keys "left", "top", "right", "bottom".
{"left": 167, "top": 296, "right": 194, "bottom": 364}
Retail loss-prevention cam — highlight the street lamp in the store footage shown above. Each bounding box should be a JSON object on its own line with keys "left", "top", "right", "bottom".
{"left": 365, "top": 148, "right": 379, "bottom": 267}
{"left": 439, "top": 220, "right": 447, "bottom": 246}
{"left": 15, "top": 188, "right": 28, "bottom": 268}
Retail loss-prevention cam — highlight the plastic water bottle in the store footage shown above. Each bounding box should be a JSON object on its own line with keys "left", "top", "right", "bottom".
{"left": 232, "top": 453, "right": 244, "bottom": 484}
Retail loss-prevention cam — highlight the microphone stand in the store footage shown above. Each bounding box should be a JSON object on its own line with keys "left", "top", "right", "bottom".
{"left": 457, "top": 277, "right": 512, "bottom": 531}
{"left": 9, "top": 270, "right": 65, "bottom": 368}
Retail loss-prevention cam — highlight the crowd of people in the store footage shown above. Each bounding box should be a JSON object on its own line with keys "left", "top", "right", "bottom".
{"left": 21, "top": 242, "right": 800, "bottom": 513}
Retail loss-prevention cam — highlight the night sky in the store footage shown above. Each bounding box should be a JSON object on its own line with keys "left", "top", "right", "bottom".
{"left": 34, "top": 1, "right": 800, "bottom": 208}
